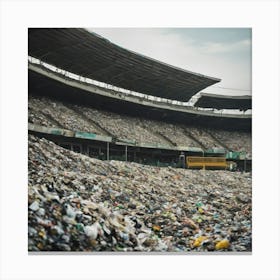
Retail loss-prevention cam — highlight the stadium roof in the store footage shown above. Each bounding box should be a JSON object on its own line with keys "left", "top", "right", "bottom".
{"left": 194, "top": 92, "right": 252, "bottom": 111}
{"left": 28, "top": 28, "right": 221, "bottom": 102}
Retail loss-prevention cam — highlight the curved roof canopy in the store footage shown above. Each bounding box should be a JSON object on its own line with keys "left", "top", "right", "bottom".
{"left": 28, "top": 28, "right": 221, "bottom": 101}
{"left": 194, "top": 92, "right": 252, "bottom": 111}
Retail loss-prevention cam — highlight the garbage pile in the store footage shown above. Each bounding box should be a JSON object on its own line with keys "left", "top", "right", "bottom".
{"left": 142, "top": 120, "right": 198, "bottom": 147}
{"left": 28, "top": 96, "right": 103, "bottom": 135}
{"left": 28, "top": 134, "right": 252, "bottom": 252}
{"left": 28, "top": 106, "right": 57, "bottom": 128}
{"left": 186, "top": 127, "right": 223, "bottom": 149}
{"left": 72, "top": 104, "right": 166, "bottom": 145}
{"left": 28, "top": 95, "right": 252, "bottom": 153}
{"left": 211, "top": 129, "right": 252, "bottom": 158}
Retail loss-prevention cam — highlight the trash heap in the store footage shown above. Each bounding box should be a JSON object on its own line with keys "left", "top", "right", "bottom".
{"left": 28, "top": 96, "right": 103, "bottom": 135}
{"left": 211, "top": 129, "right": 252, "bottom": 158}
{"left": 142, "top": 119, "right": 198, "bottom": 147}
{"left": 28, "top": 95, "right": 252, "bottom": 153}
{"left": 186, "top": 127, "right": 223, "bottom": 149}
{"left": 28, "top": 106, "right": 57, "bottom": 128}
{"left": 28, "top": 135, "right": 252, "bottom": 252}
{"left": 72, "top": 104, "right": 166, "bottom": 145}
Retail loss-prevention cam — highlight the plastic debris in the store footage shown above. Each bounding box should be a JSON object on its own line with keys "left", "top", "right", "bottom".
{"left": 193, "top": 236, "right": 208, "bottom": 248}
{"left": 152, "top": 225, "right": 161, "bottom": 232}
{"left": 28, "top": 134, "right": 252, "bottom": 252}
{"left": 215, "top": 239, "right": 230, "bottom": 250}
{"left": 29, "top": 200, "right": 40, "bottom": 211}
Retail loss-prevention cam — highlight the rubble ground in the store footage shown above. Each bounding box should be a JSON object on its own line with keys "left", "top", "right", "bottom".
{"left": 28, "top": 134, "right": 252, "bottom": 252}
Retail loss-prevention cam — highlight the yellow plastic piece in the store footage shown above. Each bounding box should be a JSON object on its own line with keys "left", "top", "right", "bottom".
{"left": 38, "top": 231, "right": 45, "bottom": 238}
{"left": 37, "top": 242, "right": 44, "bottom": 250}
{"left": 193, "top": 236, "right": 207, "bottom": 247}
{"left": 198, "top": 207, "right": 204, "bottom": 214}
{"left": 152, "top": 225, "right": 161, "bottom": 231}
{"left": 215, "top": 239, "right": 230, "bottom": 250}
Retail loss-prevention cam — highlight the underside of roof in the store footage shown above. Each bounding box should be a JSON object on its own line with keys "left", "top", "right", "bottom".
{"left": 28, "top": 28, "right": 221, "bottom": 102}
{"left": 194, "top": 92, "right": 252, "bottom": 111}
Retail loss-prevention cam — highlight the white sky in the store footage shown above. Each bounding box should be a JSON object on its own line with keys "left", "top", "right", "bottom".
{"left": 87, "top": 28, "right": 252, "bottom": 96}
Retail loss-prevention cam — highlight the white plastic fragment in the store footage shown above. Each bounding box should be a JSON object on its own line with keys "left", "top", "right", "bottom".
{"left": 29, "top": 201, "right": 40, "bottom": 211}
{"left": 84, "top": 222, "right": 101, "bottom": 240}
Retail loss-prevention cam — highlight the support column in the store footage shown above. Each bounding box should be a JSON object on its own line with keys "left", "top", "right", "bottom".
{"left": 107, "top": 142, "right": 110, "bottom": 160}
{"left": 125, "top": 145, "right": 127, "bottom": 162}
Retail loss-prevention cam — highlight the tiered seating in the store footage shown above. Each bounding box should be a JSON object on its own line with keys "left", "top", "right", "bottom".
{"left": 186, "top": 127, "right": 224, "bottom": 149}
{"left": 28, "top": 106, "right": 59, "bottom": 128}
{"left": 142, "top": 120, "right": 199, "bottom": 147}
{"left": 70, "top": 104, "right": 168, "bottom": 146}
{"left": 28, "top": 95, "right": 252, "bottom": 154}
{"left": 28, "top": 96, "right": 105, "bottom": 135}
{"left": 210, "top": 129, "right": 252, "bottom": 157}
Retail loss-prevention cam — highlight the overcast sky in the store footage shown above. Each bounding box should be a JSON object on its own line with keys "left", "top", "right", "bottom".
{"left": 87, "top": 28, "right": 251, "bottom": 96}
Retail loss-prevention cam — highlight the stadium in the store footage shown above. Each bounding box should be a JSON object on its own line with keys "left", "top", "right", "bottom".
{"left": 28, "top": 28, "right": 252, "bottom": 252}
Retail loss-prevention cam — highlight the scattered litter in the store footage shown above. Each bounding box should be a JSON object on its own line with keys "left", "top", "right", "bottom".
{"left": 28, "top": 134, "right": 252, "bottom": 252}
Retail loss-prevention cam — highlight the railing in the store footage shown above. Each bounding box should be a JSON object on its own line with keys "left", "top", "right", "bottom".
{"left": 28, "top": 56, "right": 252, "bottom": 116}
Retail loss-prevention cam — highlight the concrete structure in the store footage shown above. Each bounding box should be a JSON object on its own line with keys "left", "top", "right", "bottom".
{"left": 194, "top": 92, "right": 252, "bottom": 111}
{"left": 28, "top": 28, "right": 220, "bottom": 101}
{"left": 29, "top": 62, "right": 252, "bottom": 131}
{"left": 28, "top": 123, "right": 251, "bottom": 171}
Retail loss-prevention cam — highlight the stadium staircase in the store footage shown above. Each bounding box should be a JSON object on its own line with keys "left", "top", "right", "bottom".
{"left": 66, "top": 105, "right": 114, "bottom": 137}
{"left": 206, "top": 130, "right": 230, "bottom": 151}
{"left": 154, "top": 131, "right": 176, "bottom": 147}
{"left": 182, "top": 129, "right": 206, "bottom": 150}
{"left": 140, "top": 123, "right": 175, "bottom": 147}
{"left": 41, "top": 112, "right": 65, "bottom": 129}
{"left": 29, "top": 105, "right": 65, "bottom": 129}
